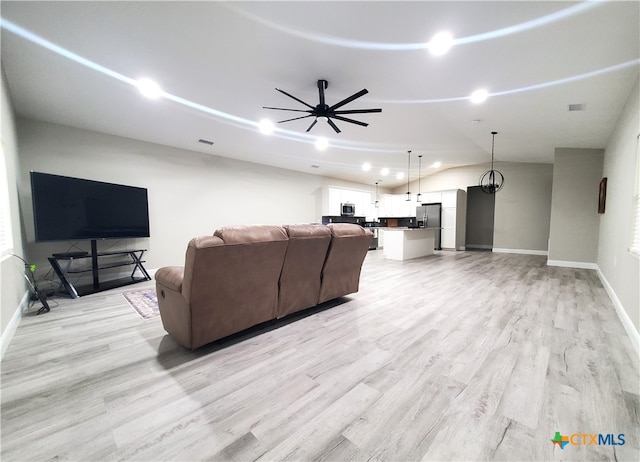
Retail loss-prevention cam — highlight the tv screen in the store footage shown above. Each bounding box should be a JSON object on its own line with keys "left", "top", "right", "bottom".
{"left": 30, "top": 171, "right": 150, "bottom": 242}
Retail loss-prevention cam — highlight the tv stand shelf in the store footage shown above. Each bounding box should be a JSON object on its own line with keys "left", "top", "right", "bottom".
{"left": 48, "top": 242, "right": 151, "bottom": 298}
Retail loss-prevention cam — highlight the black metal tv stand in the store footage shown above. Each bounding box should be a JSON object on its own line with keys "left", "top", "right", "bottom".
{"left": 48, "top": 240, "right": 151, "bottom": 298}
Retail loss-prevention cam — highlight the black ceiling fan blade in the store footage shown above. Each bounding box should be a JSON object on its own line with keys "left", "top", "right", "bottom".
{"left": 326, "top": 118, "right": 341, "bottom": 133}
{"left": 277, "top": 114, "right": 314, "bottom": 123}
{"left": 263, "top": 106, "right": 313, "bottom": 113}
{"left": 331, "top": 108, "right": 382, "bottom": 115}
{"left": 306, "top": 119, "right": 318, "bottom": 132}
{"left": 275, "top": 88, "right": 315, "bottom": 110}
{"left": 328, "top": 89, "right": 368, "bottom": 111}
{"left": 330, "top": 114, "right": 368, "bottom": 127}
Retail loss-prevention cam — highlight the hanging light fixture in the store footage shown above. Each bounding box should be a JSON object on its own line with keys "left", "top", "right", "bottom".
{"left": 416, "top": 155, "right": 423, "bottom": 203}
{"left": 405, "top": 150, "right": 411, "bottom": 201}
{"left": 374, "top": 181, "right": 380, "bottom": 208}
{"left": 480, "top": 131, "right": 505, "bottom": 194}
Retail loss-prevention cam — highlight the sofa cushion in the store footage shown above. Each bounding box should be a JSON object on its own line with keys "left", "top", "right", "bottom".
{"left": 318, "top": 224, "right": 373, "bottom": 304}
{"left": 188, "top": 225, "right": 288, "bottom": 348}
{"left": 214, "top": 225, "right": 288, "bottom": 244}
{"left": 182, "top": 236, "right": 224, "bottom": 304}
{"left": 277, "top": 224, "right": 331, "bottom": 318}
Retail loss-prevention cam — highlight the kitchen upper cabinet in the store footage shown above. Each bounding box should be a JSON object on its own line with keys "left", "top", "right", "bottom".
{"left": 326, "top": 187, "right": 374, "bottom": 218}
{"left": 379, "top": 194, "right": 417, "bottom": 217}
{"left": 421, "top": 191, "right": 442, "bottom": 204}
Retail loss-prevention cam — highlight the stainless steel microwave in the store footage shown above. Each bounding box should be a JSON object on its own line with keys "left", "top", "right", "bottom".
{"left": 341, "top": 203, "right": 355, "bottom": 216}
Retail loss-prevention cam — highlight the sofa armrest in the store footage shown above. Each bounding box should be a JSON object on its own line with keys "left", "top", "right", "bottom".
{"left": 155, "top": 266, "right": 185, "bottom": 292}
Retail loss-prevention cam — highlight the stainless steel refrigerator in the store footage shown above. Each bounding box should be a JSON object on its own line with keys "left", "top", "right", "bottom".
{"left": 416, "top": 203, "right": 442, "bottom": 250}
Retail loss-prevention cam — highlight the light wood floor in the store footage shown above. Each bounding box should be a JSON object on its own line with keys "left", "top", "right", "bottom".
{"left": 1, "top": 250, "right": 638, "bottom": 461}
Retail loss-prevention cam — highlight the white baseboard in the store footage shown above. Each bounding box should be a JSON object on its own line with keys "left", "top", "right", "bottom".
{"left": 1, "top": 290, "right": 29, "bottom": 361}
{"left": 596, "top": 266, "right": 640, "bottom": 358}
{"left": 546, "top": 259, "right": 598, "bottom": 270}
{"left": 493, "top": 248, "right": 548, "bottom": 256}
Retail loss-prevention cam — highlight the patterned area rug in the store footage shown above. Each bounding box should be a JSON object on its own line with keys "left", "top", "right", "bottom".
{"left": 123, "top": 289, "right": 159, "bottom": 319}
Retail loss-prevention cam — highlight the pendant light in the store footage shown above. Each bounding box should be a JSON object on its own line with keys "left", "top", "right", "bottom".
{"left": 374, "top": 181, "right": 380, "bottom": 208}
{"left": 405, "top": 150, "right": 411, "bottom": 201}
{"left": 480, "top": 131, "right": 505, "bottom": 194}
{"left": 416, "top": 155, "right": 423, "bottom": 203}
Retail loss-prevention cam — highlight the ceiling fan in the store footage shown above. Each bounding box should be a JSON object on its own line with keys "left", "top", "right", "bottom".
{"left": 263, "top": 79, "right": 382, "bottom": 133}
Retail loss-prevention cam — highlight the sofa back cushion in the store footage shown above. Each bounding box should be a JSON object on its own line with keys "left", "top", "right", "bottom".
{"left": 184, "top": 225, "right": 288, "bottom": 348}
{"left": 318, "top": 224, "right": 373, "bottom": 304}
{"left": 277, "top": 224, "right": 332, "bottom": 318}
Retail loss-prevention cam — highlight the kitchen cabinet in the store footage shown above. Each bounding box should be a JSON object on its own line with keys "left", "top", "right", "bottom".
{"left": 419, "top": 189, "right": 466, "bottom": 250}
{"left": 381, "top": 228, "right": 436, "bottom": 260}
{"left": 441, "top": 189, "right": 466, "bottom": 250}
{"left": 379, "top": 193, "right": 417, "bottom": 217}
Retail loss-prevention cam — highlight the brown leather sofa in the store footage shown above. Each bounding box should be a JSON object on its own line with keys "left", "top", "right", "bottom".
{"left": 155, "top": 223, "right": 373, "bottom": 349}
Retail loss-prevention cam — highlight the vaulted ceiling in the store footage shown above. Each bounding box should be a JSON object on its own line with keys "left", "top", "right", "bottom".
{"left": 1, "top": 1, "right": 638, "bottom": 187}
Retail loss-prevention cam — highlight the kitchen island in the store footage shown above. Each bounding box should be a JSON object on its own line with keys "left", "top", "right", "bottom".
{"left": 381, "top": 228, "right": 437, "bottom": 261}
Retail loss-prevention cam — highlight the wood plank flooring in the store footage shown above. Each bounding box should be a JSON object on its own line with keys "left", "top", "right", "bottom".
{"left": 1, "top": 250, "right": 638, "bottom": 461}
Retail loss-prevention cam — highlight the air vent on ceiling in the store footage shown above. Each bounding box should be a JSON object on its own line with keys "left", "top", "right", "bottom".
{"left": 568, "top": 103, "right": 585, "bottom": 112}
{"left": 310, "top": 165, "right": 320, "bottom": 169}
{"left": 198, "top": 138, "right": 214, "bottom": 145}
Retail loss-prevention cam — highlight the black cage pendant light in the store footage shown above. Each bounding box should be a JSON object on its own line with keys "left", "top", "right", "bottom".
{"left": 480, "top": 131, "right": 505, "bottom": 194}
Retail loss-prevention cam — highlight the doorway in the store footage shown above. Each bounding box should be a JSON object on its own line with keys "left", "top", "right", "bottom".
{"left": 465, "top": 185, "right": 495, "bottom": 250}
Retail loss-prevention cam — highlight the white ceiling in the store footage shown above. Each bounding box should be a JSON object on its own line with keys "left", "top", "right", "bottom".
{"left": 1, "top": 1, "right": 638, "bottom": 188}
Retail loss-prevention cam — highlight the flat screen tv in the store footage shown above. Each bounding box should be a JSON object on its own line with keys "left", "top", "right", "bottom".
{"left": 30, "top": 171, "right": 150, "bottom": 242}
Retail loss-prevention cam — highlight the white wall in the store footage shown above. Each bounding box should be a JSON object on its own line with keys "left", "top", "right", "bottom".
{"left": 548, "top": 148, "right": 604, "bottom": 264}
{"left": 598, "top": 78, "right": 639, "bottom": 335}
{"left": 1, "top": 67, "right": 28, "bottom": 354}
{"left": 395, "top": 161, "right": 553, "bottom": 253}
{"left": 16, "top": 118, "right": 380, "bottom": 282}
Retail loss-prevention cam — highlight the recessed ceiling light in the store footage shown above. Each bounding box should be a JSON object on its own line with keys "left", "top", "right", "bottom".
{"left": 315, "top": 137, "right": 329, "bottom": 151}
{"left": 470, "top": 89, "right": 489, "bottom": 104}
{"left": 362, "top": 162, "right": 372, "bottom": 171}
{"left": 381, "top": 168, "right": 389, "bottom": 176}
{"left": 428, "top": 31, "right": 454, "bottom": 56}
{"left": 396, "top": 172, "right": 404, "bottom": 180}
{"left": 136, "top": 78, "right": 162, "bottom": 99}
{"left": 258, "top": 119, "right": 275, "bottom": 134}
{"left": 431, "top": 161, "right": 441, "bottom": 168}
